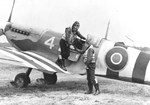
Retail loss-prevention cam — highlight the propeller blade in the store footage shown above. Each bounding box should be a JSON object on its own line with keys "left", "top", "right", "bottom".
{"left": 8, "top": 0, "right": 15, "bottom": 22}
{"left": 0, "top": 29, "right": 3, "bottom": 36}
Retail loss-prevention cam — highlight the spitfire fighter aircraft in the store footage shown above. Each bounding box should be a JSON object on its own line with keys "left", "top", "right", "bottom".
{"left": 0, "top": 0, "right": 150, "bottom": 88}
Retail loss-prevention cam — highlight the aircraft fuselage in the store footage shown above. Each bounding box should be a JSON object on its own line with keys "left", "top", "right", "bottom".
{"left": 4, "top": 22, "right": 150, "bottom": 85}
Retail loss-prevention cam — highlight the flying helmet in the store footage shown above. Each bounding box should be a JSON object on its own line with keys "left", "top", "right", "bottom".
{"left": 72, "top": 21, "right": 80, "bottom": 27}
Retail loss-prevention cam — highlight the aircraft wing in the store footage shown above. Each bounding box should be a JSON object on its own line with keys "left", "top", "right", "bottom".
{"left": 0, "top": 47, "right": 70, "bottom": 74}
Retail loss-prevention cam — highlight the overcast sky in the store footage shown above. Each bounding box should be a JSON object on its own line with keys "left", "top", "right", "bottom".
{"left": 0, "top": 0, "right": 150, "bottom": 47}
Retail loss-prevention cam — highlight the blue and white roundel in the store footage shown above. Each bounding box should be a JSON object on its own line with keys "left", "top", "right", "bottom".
{"left": 105, "top": 46, "right": 128, "bottom": 72}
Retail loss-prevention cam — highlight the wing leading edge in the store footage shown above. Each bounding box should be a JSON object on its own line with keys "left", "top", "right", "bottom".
{"left": 0, "top": 47, "right": 70, "bottom": 74}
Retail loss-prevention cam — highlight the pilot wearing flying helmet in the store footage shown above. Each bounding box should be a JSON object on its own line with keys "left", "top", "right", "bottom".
{"left": 56, "top": 21, "right": 86, "bottom": 71}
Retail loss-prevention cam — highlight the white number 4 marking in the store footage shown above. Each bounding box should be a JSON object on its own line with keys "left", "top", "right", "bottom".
{"left": 44, "top": 37, "right": 55, "bottom": 49}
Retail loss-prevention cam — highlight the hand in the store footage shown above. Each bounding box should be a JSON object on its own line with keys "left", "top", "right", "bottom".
{"left": 70, "top": 45, "right": 75, "bottom": 49}
{"left": 81, "top": 38, "right": 86, "bottom": 42}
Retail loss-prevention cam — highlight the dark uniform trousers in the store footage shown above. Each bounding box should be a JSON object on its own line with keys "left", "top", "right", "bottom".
{"left": 86, "top": 63, "right": 96, "bottom": 88}
{"left": 55, "top": 39, "right": 69, "bottom": 70}
{"left": 60, "top": 39, "right": 70, "bottom": 59}
{"left": 85, "top": 63, "right": 100, "bottom": 95}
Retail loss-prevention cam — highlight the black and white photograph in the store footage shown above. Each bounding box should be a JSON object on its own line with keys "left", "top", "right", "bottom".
{"left": 0, "top": 0, "right": 150, "bottom": 105}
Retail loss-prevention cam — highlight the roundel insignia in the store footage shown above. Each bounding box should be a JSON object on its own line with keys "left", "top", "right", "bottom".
{"left": 105, "top": 46, "right": 128, "bottom": 72}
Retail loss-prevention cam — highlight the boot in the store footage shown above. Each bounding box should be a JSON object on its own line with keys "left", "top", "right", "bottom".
{"left": 60, "top": 59, "right": 67, "bottom": 71}
{"left": 94, "top": 83, "right": 100, "bottom": 95}
{"left": 85, "top": 82, "right": 93, "bottom": 94}
{"left": 85, "top": 90, "right": 93, "bottom": 94}
{"left": 55, "top": 58, "right": 61, "bottom": 66}
{"left": 56, "top": 58, "right": 67, "bottom": 71}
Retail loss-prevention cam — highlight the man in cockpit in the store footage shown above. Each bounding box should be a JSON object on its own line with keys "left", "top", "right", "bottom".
{"left": 71, "top": 21, "right": 86, "bottom": 50}
{"left": 56, "top": 21, "right": 86, "bottom": 71}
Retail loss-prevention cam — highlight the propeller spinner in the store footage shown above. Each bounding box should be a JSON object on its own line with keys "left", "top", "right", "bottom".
{"left": 0, "top": 0, "right": 15, "bottom": 36}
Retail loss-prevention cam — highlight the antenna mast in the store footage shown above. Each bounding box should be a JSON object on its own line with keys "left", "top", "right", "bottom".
{"left": 104, "top": 20, "right": 110, "bottom": 39}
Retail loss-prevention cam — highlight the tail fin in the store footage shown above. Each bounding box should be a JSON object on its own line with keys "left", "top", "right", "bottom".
{"left": 104, "top": 20, "right": 110, "bottom": 40}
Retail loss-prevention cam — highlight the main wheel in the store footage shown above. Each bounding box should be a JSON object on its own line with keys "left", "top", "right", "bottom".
{"left": 43, "top": 73, "right": 57, "bottom": 84}
{"left": 14, "top": 73, "right": 30, "bottom": 88}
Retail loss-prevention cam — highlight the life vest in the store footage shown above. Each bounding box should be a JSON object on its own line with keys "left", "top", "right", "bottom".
{"left": 83, "top": 45, "right": 96, "bottom": 64}
{"left": 62, "top": 27, "right": 76, "bottom": 45}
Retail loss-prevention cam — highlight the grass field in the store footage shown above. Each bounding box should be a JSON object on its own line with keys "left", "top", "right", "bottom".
{"left": 0, "top": 64, "right": 150, "bottom": 105}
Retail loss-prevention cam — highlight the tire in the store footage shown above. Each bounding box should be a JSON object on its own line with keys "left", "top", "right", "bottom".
{"left": 15, "top": 73, "right": 30, "bottom": 88}
{"left": 43, "top": 73, "right": 57, "bottom": 84}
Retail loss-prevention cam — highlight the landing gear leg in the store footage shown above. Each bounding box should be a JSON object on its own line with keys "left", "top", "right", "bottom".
{"left": 26, "top": 68, "right": 32, "bottom": 78}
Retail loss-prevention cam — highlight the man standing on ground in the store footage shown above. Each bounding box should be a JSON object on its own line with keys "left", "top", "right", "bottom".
{"left": 83, "top": 45, "right": 100, "bottom": 95}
